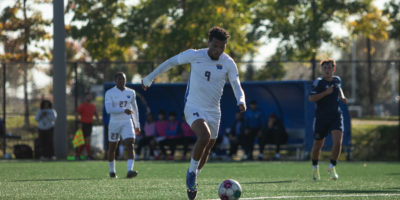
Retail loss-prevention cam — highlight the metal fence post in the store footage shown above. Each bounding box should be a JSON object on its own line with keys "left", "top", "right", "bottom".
{"left": 398, "top": 61, "right": 400, "bottom": 161}
{"left": 2, "top": 63, "right": 6, "bottom": 157}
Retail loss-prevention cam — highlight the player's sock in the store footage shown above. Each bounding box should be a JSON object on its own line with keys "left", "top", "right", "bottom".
{"left": 127, "top": 159, "right": 134, "bottom": 171}
{"left": 329, "top": 159, "right": 337, "bottom": 168}
{"left": 312, "top": 159, "right": 318, "bottom": 169}
{"left": 109, "top": 160, "right": 116, "bottom": 173}
{"left": 189, "top": 158, "right": 199, "bottom": 173}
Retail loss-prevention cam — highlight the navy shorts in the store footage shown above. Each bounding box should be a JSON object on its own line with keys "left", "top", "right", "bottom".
{"left": 313, "top": 118, "right": 343, "bottom": 140}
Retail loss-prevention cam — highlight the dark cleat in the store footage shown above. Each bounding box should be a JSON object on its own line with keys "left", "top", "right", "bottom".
{"left": 187, "top": 189, "right": 197, "bottom": 200}
{"left": 110, "top": 172, "right": 117, "bottom": 178}
{"left": 127, "top": 170, "right": 138, "bottom": 178}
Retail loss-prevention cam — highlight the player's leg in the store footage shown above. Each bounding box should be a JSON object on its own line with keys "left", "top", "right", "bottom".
{"left": 328, "top": 129, "right": 343, "bottom": 180}
{"left": 198, "top": 139, "right": 217, "bottom": 171}
{"left": 189, "top": 119, "right": 211, "bottom": 171}
{"left": 311, "top": 138, "right": 324, "bottom": 180}
{"left": 108, "top": 141, "right": 118, "bottom": 178}
{"left": 123, "top": 137, "right": 138, "bottom": 178}
{"left": 107, "top": 122, "right": 120, "bottom": 178}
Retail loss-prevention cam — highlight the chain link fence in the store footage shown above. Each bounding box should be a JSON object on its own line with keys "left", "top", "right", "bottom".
{"left": 1, "top": 60, "right": 399, "bottom": 158}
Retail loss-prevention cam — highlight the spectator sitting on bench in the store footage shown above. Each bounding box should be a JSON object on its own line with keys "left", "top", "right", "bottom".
{"left": 155, "top": 110, "right": 168, "bottom": 159}
{"left": 180, "top": 114, "right": 196, "bottom": 160}
{"left": 259, "top": 113, "right": 288, "bottom": 160}
{"left": 136, "top": 113, "right": 157, "bottom": 160}
{"left": 227, "top": 112, "right": 246, "bottom": 160}
{"left": 160, "top": 112, "right": 180, "bottom": 160}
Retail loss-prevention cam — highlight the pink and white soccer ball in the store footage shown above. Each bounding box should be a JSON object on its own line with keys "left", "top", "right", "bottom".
{"left": 218, "top": 179, "right": 242, "bottom": 200}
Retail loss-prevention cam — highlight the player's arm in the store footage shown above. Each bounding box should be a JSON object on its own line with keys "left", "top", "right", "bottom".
{"left": 142, "top": 49, "right": 195, "bottom": 90}
{"left": 104, "top": 92, "right": 124, "bottom": 114}
{"left": 131, "top": 91, "right": 141, "bottom": 133}
{"left": 141, "top": 55, "right": 180, "bottom": 90}
{"left": 228, "top": 61, "right": 246, "bottom": 112}
{"left": 309, "top": 79, "right": 333, "bottom": 102}
{"left": 309, "top": 86, "right": 333, "bottom": 102}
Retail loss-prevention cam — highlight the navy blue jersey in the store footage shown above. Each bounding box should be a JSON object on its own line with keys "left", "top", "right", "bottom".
{"left": 244, "top": 109, "right": 264, "bottom": 129}
{"left": 310, "top": 76, "right": 342, "bottom": 119}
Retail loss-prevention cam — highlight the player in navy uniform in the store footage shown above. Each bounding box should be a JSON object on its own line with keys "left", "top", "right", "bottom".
{"left": 309, "top": 58, "right": 347, "bottom": 181}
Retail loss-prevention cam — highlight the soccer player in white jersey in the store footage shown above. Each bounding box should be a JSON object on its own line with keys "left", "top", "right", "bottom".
{"left": 142, "top": 26, "right": 246, "bottom": 200}
{"left": 105, "top": 72, "right": 140, "bottom": 178}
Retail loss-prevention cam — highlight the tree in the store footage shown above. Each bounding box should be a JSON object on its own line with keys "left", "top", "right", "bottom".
{"left": 66, "top": 0, "right": 135, "bottom": 82}
{"left": 384, "top": 0, "right": 400, "bottom": 54}
{"left": 347, "top": 5, "right": 389, "bottom": 115}
{"left": 251, "top": 0, "right": 367, "bottom": 79}
{"left": 0, "top": 0, "right": 51, "bottom": 128}
{"left": 120, "top": 0, "right": 258, "bottom": 81}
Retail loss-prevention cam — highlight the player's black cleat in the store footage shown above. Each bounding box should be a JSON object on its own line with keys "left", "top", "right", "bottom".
{"left": 187, "top": 189, "right": 197, "bottom": 200}
{"left": 109, "top": 172, "right": 117, "bottom": 178}
{"left": 126, "top": 170, "right": 138, "bottom": 178}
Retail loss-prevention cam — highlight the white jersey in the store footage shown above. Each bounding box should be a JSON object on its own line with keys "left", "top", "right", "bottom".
{"left": 143, "top": 48, "right": 246, "bottom": 112}
{"left": 104, "top": 86, "right": 140, "bottom": 128}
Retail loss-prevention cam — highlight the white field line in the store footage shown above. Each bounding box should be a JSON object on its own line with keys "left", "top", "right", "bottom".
{"left": 205, "top": 193, "right": 400, "bottom": 200}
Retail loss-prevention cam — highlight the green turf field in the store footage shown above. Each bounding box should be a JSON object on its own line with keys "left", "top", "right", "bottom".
{"left": 0, "top": 161, "right": 399, "bottom": 199}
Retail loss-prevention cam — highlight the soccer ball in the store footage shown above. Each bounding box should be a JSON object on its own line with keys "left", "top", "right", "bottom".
{"left": 218, "top": 179, "right": 242, "bottom": 200}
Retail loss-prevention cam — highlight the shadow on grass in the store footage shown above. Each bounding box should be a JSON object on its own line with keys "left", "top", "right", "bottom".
{"left": 386, "top": 173, "right": 400, "bottom": 176}
{"left": 241, "top": 180, "right": 295, "bottom": 185}
{"left": 298, "top": 189, "right": 400, "bottom": 194}
{"left": 12, "top": 178, "right": 98, "bottom": 182}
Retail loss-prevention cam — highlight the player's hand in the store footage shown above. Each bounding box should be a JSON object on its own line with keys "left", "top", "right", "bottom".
{"left": 324, "top": 85, "right": 334, "bottom": 95}
{"left": 124, "top": 109, "right": 133, "bottom": 115}
{"left": 135, "top": 128, "right": 140, "bottom": 135}
{"left": 341, "top": 97, "right": 347, "bottom": 104}
{"left": 141, "top": 80, "right": 148, "bottom": 91}
{"left": 238, "top": 104, "right": 246, "bottom": 113}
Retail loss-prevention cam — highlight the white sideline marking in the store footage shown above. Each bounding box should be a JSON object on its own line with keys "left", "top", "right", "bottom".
{"left": 205, "top": 193, "right": 400, "bottom": 200}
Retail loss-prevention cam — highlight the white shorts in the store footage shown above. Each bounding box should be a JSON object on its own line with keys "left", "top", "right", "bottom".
{"left": 108, "top": 120, "right": 135, "bottom": 142}
{"left": 184, "top": 105, "right": 221, "bottom": 139}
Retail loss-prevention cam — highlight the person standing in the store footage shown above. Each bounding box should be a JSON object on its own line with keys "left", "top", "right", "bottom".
{"left": 105, "top": 72, "right": 140, "bottom": 178}
{"left": 244, "top": 100, "right": 264, "bottom": 160}
{"left": 35, "top": 99, "right": 57, "bottom": 160}
{"left": 76, "top": 93, "right": 99, "bottom": 160}
{"left": 309, "top": 58, "right": 347, "bottom": 181}
{"left": 142, "top": 26, "right": 246, "bottom": 199}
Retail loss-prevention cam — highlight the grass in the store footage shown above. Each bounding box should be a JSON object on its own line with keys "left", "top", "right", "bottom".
{"left": 0, "top": 161, "right": 399, "bottom": 199}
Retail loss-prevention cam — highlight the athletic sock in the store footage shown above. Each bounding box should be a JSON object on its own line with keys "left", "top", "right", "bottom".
{"left": 109, "top": 160, "right": 116, "bottom": 173}
{"left": 189, "top": 158, "right": 200, "bottom": 173}
{"left": 312, "top": 159, "right": 318, "bottom": 169}
{"left": 127, "top": 159, "right": 134, "bottom": 171}
{"left": 329, "top": 159, "right": 337, "bottom": 168}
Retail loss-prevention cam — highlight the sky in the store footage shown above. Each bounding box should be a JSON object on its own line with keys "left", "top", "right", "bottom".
{"left": 0, "top": 0, "right": 390, "bottom": 96}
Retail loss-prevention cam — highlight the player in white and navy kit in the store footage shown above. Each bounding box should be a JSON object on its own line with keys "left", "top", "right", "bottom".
{"left": 142, "top": 27, "right": 246, "bottom": 200}
{"left": 105, "top": 72, "right": 140, "bottom": 178}
{"left": 309, "top": 59, "right": 347, "bottom": 181}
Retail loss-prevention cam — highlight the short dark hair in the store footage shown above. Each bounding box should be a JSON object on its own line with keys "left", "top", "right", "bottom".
{"left": 40, "top": 99, "right": 52, "bottom": 109}
{"left": 168, "top": 112, "right": 177, "bottom": 117}
{"left": 320, "top": 58, "right": 336, "bottom": 67}
{"left": 114, "top": 72, "right": 125, "bottom": 80}
{"left": 208, "top": 26, "right": 229, "bottom": 42}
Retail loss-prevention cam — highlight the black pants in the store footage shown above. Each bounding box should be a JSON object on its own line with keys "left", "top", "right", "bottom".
{"left": 136, "top": 136, "right": 156, "bottom": 156}
{"left": 243, "top": 128, "right": 259, "bottom": 159}
{"left": 179, "top": 137, "right": 196, "bottom": 157}
{"left": 38, "top": 128, "right": 54, "bottom": 158}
